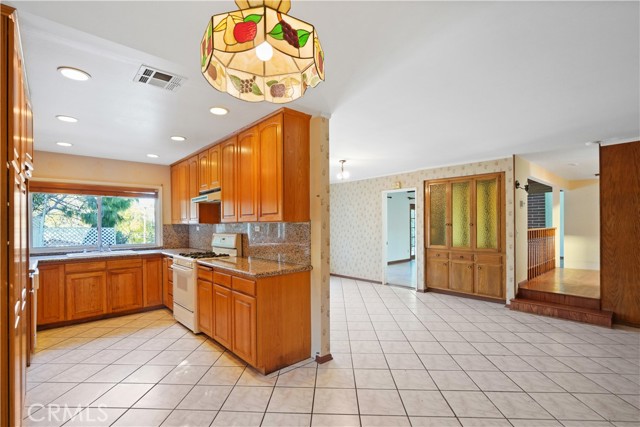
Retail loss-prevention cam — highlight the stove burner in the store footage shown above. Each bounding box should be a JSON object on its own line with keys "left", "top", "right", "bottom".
{"left": 178, "top": 251, "right": 230, "bottom": 259}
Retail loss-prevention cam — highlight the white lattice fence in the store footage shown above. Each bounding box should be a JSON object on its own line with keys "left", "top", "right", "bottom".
{"left": 36, "top": 227, "right": 116, "bottom": 247}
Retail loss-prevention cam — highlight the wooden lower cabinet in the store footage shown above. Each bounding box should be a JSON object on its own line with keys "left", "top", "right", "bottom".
{"left": 426, "top": 258, "right": 449, "bottom": 289}
{"left": 476, "top": 255, "right": 503, "bottom": 298}
{"left": 143, "top": 257, "right": 163, "bottom": 307}
{"left": 213, "top": 284, "right": 232, "bottom": 348}
{"left": 108, "top": 267, "right": 143, "bottom": 313}
{"left": 37, "top": 264, "right": 65, "bottom": 325}
{"left": 197, "top": 280, "right": 213, "bottom": 336}
{"left": 163, "top": 257, "right": 173, "bottom": 310}
{"left": 65, "top": 271, "right": 108, "bottom": 320}
{"left": 449, "top": 260, "right": 474, "bottom": 293}
{"left": 231, "top": 291, "right": 257, "bottom": 366}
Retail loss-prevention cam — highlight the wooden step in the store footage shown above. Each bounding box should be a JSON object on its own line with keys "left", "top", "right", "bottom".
{"left": 510, "top": 298, "right": 613, "bottom": 327}
{"left": 517, "top": 288, "right": 600, "bottom": 310}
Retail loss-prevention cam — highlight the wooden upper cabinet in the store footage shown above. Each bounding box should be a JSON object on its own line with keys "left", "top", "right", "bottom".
{"left": 179, "top": 161, "right": 189, "bottom": 224}
{"left": 198, "top": 151, "right": 210, "bottom": 193}
{"left": 258, "top": 114, "right": 284, "bottom": 222}
{"left": 221, "top": 137, "right": 238, "bottom": 223}
{"left": 237, "top": 126, "right": 259, "bottom": 222}
{"left": 188, "top": 155, "right": 199, "bottom": 223}
{"left": 279, "top": 111, "right": 310, "bottom": 222}
{"left": 209, "top": 146, "right": 221, "bottom": 190}
{"left": 170, "top": 165, "right": 181, "bottom": 224}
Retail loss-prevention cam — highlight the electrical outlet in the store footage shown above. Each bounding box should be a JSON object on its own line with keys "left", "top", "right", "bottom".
{"left": 254, "top": 225, "right": 260, "bottom": 232}
{"left": 196, "top": 226, "right": 200, "bottom": 231}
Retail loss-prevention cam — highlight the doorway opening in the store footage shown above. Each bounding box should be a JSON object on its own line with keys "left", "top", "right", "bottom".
{"left": 382, "top": 189, "right": 417, "bottom": 288}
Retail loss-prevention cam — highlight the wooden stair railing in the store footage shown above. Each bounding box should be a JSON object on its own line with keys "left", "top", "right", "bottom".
{"left": 527, "top": 228, "right": 556, "bottom": 280}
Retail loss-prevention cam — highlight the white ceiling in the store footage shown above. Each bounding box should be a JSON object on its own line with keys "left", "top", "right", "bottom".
{"left": 9, "top": 1, "right": 639, "bottom": 182}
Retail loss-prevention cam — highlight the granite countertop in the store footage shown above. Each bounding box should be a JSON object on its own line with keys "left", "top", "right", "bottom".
{"left": 30, "top": 248, "right": 311, "bottom": 279}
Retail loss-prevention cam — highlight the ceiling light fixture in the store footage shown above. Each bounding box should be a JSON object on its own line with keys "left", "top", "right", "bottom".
{"left": 56, "top": 115, "right": 78, "bottom": 123}
{"left": 209, "top": 107, "right": 229, "bottom": 115}
{"left": 200, "top": 0, "right": 325, "bottom": 103}
{"left": 336, "top": 160, "right": 350, "bottom": 180}
{"left": 171, "top": 136, "right": 187, "bottom": 142}
{"left": 57, "top": 66, "right": 91, "bottom": 81}
{"left": 147, "top": 154, "right": 159, "bottom": 159}
{"left": 56, "top": 142, "right": 73, "bottom": 147}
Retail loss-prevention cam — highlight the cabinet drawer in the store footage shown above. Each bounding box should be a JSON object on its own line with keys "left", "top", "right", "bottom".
{"left": 197, "top": 265, "right": 213, "bottom": 282}
{"left": 213, "top": 271, "right": 231, "bottom": 287}
{"left": 451, "top": 252, "right": 474, "bottom": 262}
{"left": 476, "top": 254, "right": 503, "bottom": 264}
{"left": 65, "top": 261, "right": 106, "bottom": 273}
{"left": 427, "top": 249, "right": 449, "bottom": 259}
{"left": 107, "top": 259, "right": 142, "bottom": 269}
{"left": 232, "top": 276, "right": 256, "bottom": 296}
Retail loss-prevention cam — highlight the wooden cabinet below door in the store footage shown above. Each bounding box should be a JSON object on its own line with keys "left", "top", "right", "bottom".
{"left": 426, "top": 258, "right": 449, "bottom": 289}
{"left": 108, "top": 267, "right": 143, "bottom": 313}
{"left": 65, "top": 271, "right": 108, "bottom": 320}
{"left": 197, "top": 280, "right": 213, "bottom": 336}
{"left": 213, "top": 284, "right": 232, "bottom": 348}
{"left": 143, "top": 257, "right": 163, "bottom": 307}
{"left": 163, "top": 257, "right": 174, "bottom": 310}
{"left": 37, "top": 264, "right": 65, "bottom": 325}
{"left": 231, "top": 291, "right": 257, "bottom": 366}
{"left": 449, "top": 260, "right": 474, "bottom": 293}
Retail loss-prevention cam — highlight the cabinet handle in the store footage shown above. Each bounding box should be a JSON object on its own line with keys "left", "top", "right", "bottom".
{"left": 443, "top": 262, "right": 448, "bottom": 266}
{"left": 459, "top": 255, "right": 464, "bottom": 259}
{"left": 468, "top": 265, "right": 473, "bottom": 269}
{"left": 469, "top": 223, "right": 474, "bottom": 226}
{"left": 436, "top": 254, "right": 440, "bottom": 257}
{"left": 478, "top": 266, "right": 482, "bottom": 270}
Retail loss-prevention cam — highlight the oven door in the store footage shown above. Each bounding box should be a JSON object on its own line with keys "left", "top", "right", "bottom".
{"left": 172, "top": 263, "right": 194, "bottom": 312}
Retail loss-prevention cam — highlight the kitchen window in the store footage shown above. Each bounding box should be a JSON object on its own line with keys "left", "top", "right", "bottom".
{"left": 29, "top": 182, "right": 161, "bottom": 252}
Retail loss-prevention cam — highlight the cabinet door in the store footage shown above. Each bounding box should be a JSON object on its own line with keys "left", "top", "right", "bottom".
{"left": 221, "top": 137, "right": 238, "bottom": 223}
{"left": 171, "top": 165, "right": 180, "bottom": 224}
{"left": 257, "top": 114, "right": 283, "bottom": 222}
{"left": 237, "top": 127, "right": 259, "bottom": 222}
{"left": 232, "top": 291, "right": 257, "bottom": 366}
{"left": 209, "top": 146, "right": 220, "bottom": 189}
{"left": 188, "top": 155, "right": 199, "bottom": 223}
{"left": 198, "top": 151, "right": 210, "bottom": 193}
{"left": 476, "top": 262, "right": 503, "bottom": 298}
{"left": 163, "top": 257, "right": 173, "bottom": 310}
{"left": 66, "top": 271, "right": 108, "bottom": 320}
{"left": 37, "top": 264, "right": 65, "bottom": 325}
{"left": 179, "top": 161, "right": 189, "bottom": 224}
{"left": 426, "top": 258, "right": 449, "bottom": 289}
{"left": 197, "top": 280, "right": 213, "bottom": 336}
{"left": 475, "top": 176, "right": 500, "bottom": 250}
{"left": 449, "top": 260, "right": 474, "bottom": 293}
{"left": 143, "top": 257, "right": 163, "bottom": 307}
{"left": 451, "top": 180, "right": 472, "bottom": 249}
{"left": 108, "top": 268, "right": 143, "bottom": 313}
{"left": 213, "top": 284, "right": 232, "bottom": 347}
{"left": 426, "top": 182, "right": 449, "bottom": 248}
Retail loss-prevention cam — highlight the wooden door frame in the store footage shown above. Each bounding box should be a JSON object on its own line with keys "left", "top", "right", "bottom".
{"left": 381, "top": 188, "right": 418, "bottom": 288}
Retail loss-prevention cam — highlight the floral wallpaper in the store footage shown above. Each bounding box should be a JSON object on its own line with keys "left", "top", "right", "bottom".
{"left": 330, "top": 157, "right": 516, "bottom": 302}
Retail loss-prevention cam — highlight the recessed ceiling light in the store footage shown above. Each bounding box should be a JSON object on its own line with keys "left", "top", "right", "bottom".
{"left": 209, "top": 107, "right": 229, "bottom": 116}
{"left": 568, "top": 162, "right": 579, "bottom": 167}
{"left": 170, "top": 136, "right": 186, "bottom": 142}
{"left": 57, "top": 66, "right": 91, "bottom": 81}
{"left": 147, "top": 154, "right": 159, "bottom": 159}
{"left": 56, "top": 142, "right": 73, "bottom": 147}
{"left": 56, "top": 115, "right": 78, "bottom": 123}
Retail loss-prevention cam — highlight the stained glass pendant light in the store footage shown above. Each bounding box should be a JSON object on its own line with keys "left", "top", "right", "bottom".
{"left": 200, "top": 0, "right": 325, "bottom": 103}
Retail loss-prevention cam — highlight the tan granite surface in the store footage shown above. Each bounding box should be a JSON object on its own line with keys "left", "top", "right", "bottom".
{"left": 197, "top": 257, "right": 311, "bottom": 278}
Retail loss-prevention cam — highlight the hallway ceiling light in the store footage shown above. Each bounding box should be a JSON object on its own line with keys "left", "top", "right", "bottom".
{"left": 56, "top": 142, "right": 72, "bottom": 147}
{"left": 171, "top": 136, "right": 187, "bottom": 141}
{"left": 200, "top": 0, "right": 325, "bottom": 103}
{"left": 336, "top": 159, "right": 350, "bottom": 180}
{"left": 147, "top": 154, "right": 159, "bottom": 158}
{"left": 56, "top": 115, "right": 78, "bottom": 123}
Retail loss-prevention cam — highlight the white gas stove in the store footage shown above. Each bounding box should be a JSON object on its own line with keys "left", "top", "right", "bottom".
{"left": 172, "top": 233, "right": 242, "bottom": 333}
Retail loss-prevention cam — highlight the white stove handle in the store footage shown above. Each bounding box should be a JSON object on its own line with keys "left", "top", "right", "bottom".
{"left": 172, "top": 264, "right": 192, "bottom": 272}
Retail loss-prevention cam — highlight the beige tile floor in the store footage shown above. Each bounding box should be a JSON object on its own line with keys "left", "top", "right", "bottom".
{"left": 24, "top": 276, "right": 640, "bottom": 426}
{"left": 386, "top": 261, "right": 416, "bottom": 288}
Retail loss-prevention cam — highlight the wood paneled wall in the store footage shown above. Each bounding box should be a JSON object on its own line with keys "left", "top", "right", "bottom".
{"left": 600, "top": 141, "right": 640, "bottom": 326}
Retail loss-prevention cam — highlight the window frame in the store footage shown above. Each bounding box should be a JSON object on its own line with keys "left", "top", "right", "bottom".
{"left": 29, "top": 180, "right": 163, "bottom": 254}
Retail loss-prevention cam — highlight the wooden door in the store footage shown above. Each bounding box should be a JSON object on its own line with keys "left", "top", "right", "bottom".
{"left": 425, "top": 181, "right": 450, "bottom": 248}
{"left": 198, "top": 150, "right": 210, "bottom": 193}
{"left": 232, "top": 291, "right": 257, "bottom": 365}
{"left": 66, "top": 271, "right": 108, "bottom": 320}
{"left": 426, "top": 258, "right": 449, "bottom": 289}
{"left": 163, "top": 257, "right": 173, "bottom": 310}
{"left": 221, "top": 137, "right": 238, "bottom": 223}
{"left": 37, "top": 264, "right": 65, "bottom": 325}
{"left": 237, "top": 127, "right": 258, "bottom": 222}
{"left": 143, "top": 257, "right": 163, "bottom": 307}
{"left": 188, "top": 155, "right": 199, "bottom": 223}
{"left": 213, "top": 284, "right": 232, "bottom": 347}
{"left": 449, "top": 260, "right": 474, "bottom": 293}
{"left": 197, "top": 280, "right": 213, "bottom": 336}
{"left": 257, "top": 114, "right": 283, "bottom": 221}
{"left": 171, "top": 165, "right": 180, "bottom": 224}
{"left": 209, "top": 146, "right": 220, "bottom": 189}
{"left": 108, "top": 268, "right": 143, "bottom": 313}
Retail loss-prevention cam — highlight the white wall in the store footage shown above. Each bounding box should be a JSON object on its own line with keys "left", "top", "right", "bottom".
{"left": 387, "top": 192, "right": 412, "bottom": 262}
{"left": 330, "top": 157, "right": 515, "bottom": 300}
{"left": 564, "top": 181, "right": 600, "bottom": 270}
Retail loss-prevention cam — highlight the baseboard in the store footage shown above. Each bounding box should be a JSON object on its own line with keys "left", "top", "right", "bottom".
{"left": 37, "top": 305, "right": 168, "bottom": 331}
{"left": 330, "top": 273, "right": 381, "bottom": 284}
{"left": 387, "top": 259, "right": 411, "bottom": 265}
{"left": 315, "top": 353, "right": 333, "bottom": 364}
{"left": 426, "top": 287, "right": 505, "bottom": 304}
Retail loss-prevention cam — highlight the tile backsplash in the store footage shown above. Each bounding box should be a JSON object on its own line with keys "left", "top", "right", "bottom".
{"left": 162, "top": 224, "right": 190, "bottom": 248}
{"left": 188, "top": 222, "right": 310, "bottom": 265}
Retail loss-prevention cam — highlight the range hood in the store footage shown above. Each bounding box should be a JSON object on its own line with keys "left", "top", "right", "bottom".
{"left": 192, "top": 189, "right": 221, "bottom": 203}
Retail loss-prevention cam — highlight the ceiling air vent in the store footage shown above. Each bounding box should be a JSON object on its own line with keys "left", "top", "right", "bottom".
{"left": 134, "top": 65, "right": 185, "bottom": 92}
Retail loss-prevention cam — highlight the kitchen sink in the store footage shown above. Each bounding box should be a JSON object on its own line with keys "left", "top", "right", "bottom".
{"left": 67, "top": 250, "right": 138, "bottom": 258}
